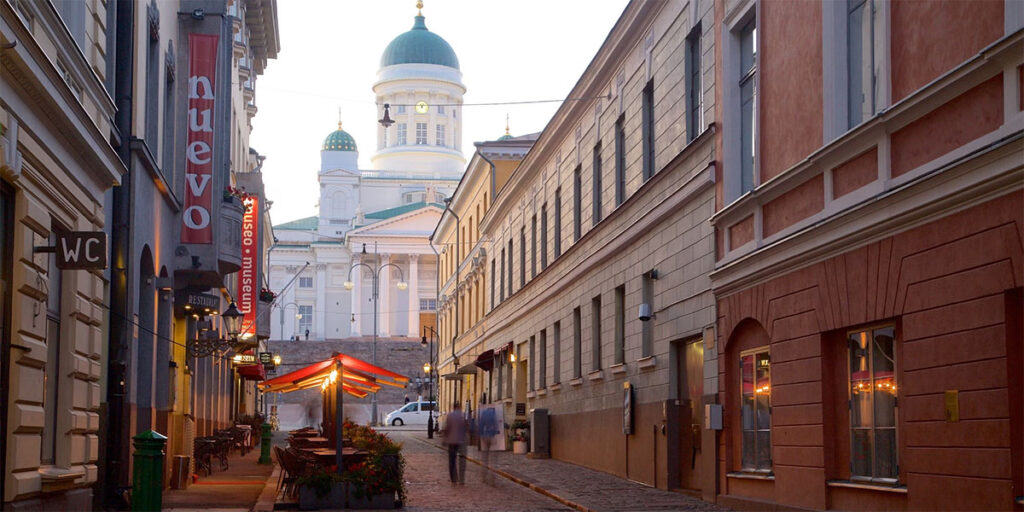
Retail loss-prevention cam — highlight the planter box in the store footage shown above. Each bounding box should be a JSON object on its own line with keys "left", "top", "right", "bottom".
{"left": 347, "top": 488, "right": 396, "bottom": 509}
{"left": 513, "top": 440, "right": 528, "bottom": 454}
{"left": 298, "top": 482, "right": 345, "bottom": 510}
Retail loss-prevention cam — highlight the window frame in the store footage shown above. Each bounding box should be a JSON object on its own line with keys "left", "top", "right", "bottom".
{"left": 847, "top": 324, "right": 899, "bottom": 484}
{"left": 641, "top": 80, "right": 656, "bottom": 181}
{"left": 520, "top": 227, "right": 526, "bottom": 286}
{"left": 739, "top": 346, "right": 772, "bottom": 473}
{"left": 540, "top": 204, "right": 548, "bottom": 270}
{"left": 554, "top": 188, "right": 562, "bottom": 258}
{"left": 572, "top": 166, "right": 582, "bottom": 242}
{"left": 685, "top": 23, "right": 703, "bottom": 142}
{"left": 591, "top": 294, "right": 602, "bottom": 371}
{"left": 530, "top": 215, "right": 537, "bottom": 278}
{"left": 435, "top": 124, "right": 446, "bottom": 146}
{"left": 614, "top": 285, "right": 625, "bottom": 365}
{"left": 572, "top": 307, "right": 582, "bottom": 379}
{"left": 614, "top": 115, "right": 626, "bottom": 206}
{"left": 415, "top": 122, "right": 428, "bottom": 145}
{"left": 397, "top": 123, "right": 408, "bottom": 145}
{"left": 592, "top": 141, "right": 602, "bottom": 224}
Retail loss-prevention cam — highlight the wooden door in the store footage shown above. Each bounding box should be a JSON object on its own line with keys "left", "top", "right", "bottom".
{"left": 678, "top": 340, "right": 704, "bottom": 490}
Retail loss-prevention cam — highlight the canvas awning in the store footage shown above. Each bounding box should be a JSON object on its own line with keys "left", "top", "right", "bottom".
{"left": 236, "top": 363, "right": 266, "bottom": 381}
{"left": 259, "top": 352, "right": 409, "bottom": 397}
{"left": 474, "top": 349, "right": 495, "bottom": 372}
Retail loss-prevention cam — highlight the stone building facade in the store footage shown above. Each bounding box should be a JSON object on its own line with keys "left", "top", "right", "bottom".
{"left": 436, "top": 0, "right": 718, "bottom": 496}
{"left": 709, "top": 0, "right": 1023, "bottom": 510}
{"left": 0, "top": 0, "right": 123, "bottom": 508}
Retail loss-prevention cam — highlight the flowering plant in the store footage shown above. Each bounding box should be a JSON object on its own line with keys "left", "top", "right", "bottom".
{"left": 259, "top": 288, "right": 276, "bottom": 303}
{"left": 510, "top": 419, "right": 530, "bottom": 443}
{"left": 341, "top": 421, "right": 406, "bottom": 502}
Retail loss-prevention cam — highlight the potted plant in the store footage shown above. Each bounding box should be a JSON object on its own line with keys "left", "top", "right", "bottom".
{"left": 340, "top": 421, "right": 406, "bottom": 508}
{"left": 511, "top": 419, "right": 530, "bottom": 454}
{"left": 259, "top": 287, "right": 276, "bottom": 303}
{"left": 295, "top": 470, "right": 346, "bottom": 510}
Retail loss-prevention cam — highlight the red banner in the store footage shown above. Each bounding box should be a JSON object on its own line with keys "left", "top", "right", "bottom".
{"left": 181, "top": 33, "right": 219, "bottom": 244}
{"left": 238, "top": 196, "right": 258, "bottom": 338}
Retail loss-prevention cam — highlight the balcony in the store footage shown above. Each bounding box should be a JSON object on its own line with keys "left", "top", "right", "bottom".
{"left": 219, "top": 196, "right": 244, "bottom": 276}
{"left": 256, "top": 300, "right": 272, "bottom": 340}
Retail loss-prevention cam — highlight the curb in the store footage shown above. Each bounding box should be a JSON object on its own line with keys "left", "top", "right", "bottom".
{"left": 412, "top": 437, "right": 596, "bottom": 512}
{"left": 252, "top": 463, "right": 280, "bottom": 512}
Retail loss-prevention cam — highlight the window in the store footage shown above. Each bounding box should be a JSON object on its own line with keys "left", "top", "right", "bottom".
{"left": 415, "top": 123, "right": 427, "bottom": 145}
{"left": 539, "top": 330, "right": 547, "bottom": 388}
{"left": 554, "top": 188, "right": 562, "bottom": 258}
{"left": 530, "top": 216, "right": 537, "bottom": 278}
{"left": 615, "top": 115, "right": 626, "bottom": 205}
{"left": 298, "top": 305, "right": 313, "bottom": 334}
{"left": 642, "top": 80, "right": 655, "bottom": 180}
{"left": 499, "top": 249, "right": 505, "bottom": 302}
{"left": 490, "top": 259, "right": 496, "bottom": 309}
{"left": 540, "top": 204, "right": 548, "bottom": 270}
{"left": 614, "top": 285, "right": 625, "bottom": 365}
{"left": 686, "top": 24, "right": 702, "bottom": 142}
{"left": 529, "top": 335, "right": 536, "bottom": 390}
{"left": 419, "top": 298, "right": 436, "bottom": 311}
{"left": 740, "top": 348, "right": 771, "bottom": 472}
{"left": 591, "top": 295, "right": 602, "bottom": 370}
{"left": 847, "top": 0, "right": 881, "bottom": 128}
{"left": 54, "top": 0, "right": 86, "bottom": 50}
{"left": 739, "top": 18, "right": 757, "bottom": 194}
{"left": 573, "top": 166, "right": 582, "bottom": 242}
{"left": 41, "top": 232, "right": 64, "bottom": 464}
{"left": 397, "top": 104, "right": 407, "bottom": 114}
{"left": 520, "top": 227, "right": 526, "bottom": 285}
{"left": 641, "top": 272, "right": 654, "bottom": 357}
{"left": 849, "top": 325, "right": 897, "bottom": 481}
{"left": 162, "top": 45, "right": 176, "bottom": 184}
{"left": 592, "top": 142, "right": 602, "bottom": 224}
{"left": 299, "top": 277, "right": 313, "bottom": 288}
{"left": 507, "top": 239, "right": 514, "bottom": 297}
{"left": 145, "top": 12, "right": 160, "bottom": 147}
{"left": 572, "top": 307, "right": 582, "bottom": 379}
{"left": 436, "top": 124, "right": 446, "bottom": 146}
{"left": 552, "top": 321, "right": 561, "bottom": 384}
{"left": 397, "top": 123, "right": 408, "bottom": 145}
{"left": 437, "top": 104, "right": 445, "bottom": 114}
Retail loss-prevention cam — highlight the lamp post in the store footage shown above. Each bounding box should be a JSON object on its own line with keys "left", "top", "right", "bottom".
{"left": 278, "top": 302, "right": 301, "bottom": 341}
{"left": 344, "top": 243, "right": 408, "bottom": 426}
{"left": 421, "top": 326, "right": 439, "bottom": 438}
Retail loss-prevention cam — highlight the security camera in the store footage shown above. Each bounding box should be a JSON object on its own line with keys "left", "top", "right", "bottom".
{"left": 638, "top": 303, "right": 653, "bottom": 322}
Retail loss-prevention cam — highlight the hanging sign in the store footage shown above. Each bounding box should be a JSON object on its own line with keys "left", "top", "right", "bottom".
{"left": 237, "top": 196, "right": 258, "bottom": 337}
{"left": 54, "top": 231, "right": 108, "bottom": 270}
{"left": 181, "top": 33, "right": 219, "bottom": 244}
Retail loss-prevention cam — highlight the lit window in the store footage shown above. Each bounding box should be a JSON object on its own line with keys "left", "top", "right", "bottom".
{"left": 849, "top": 325, "right": 897, "bottom": 481}
{"left": 298, "top": 305, "right": 313, "bottom": 333}
{"left": 740, "top": 348, "right": 771, "bottom": 471}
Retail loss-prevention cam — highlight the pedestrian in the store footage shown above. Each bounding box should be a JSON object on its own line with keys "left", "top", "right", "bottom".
{"left": 404, "top": 393, "right": 410, "bottom": 404}
{"left": 477, "top": 404, "right": 500, "bottom": 485}
{"left": 304, "top": 328, "right": 310, "bottom": 340}
{"left": 442, "top": 401, "right": 467, "bottom": 484}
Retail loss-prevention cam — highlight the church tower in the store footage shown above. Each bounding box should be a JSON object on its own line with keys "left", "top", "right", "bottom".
{"left": 372, "top": 1, "right": 465, "bottom": 174}
{"left": 318, "top": 119, "right": 359, "bottom": 236}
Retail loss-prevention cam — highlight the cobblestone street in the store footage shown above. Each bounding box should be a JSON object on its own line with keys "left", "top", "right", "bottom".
{"left": 389, "top": 430, "right": 729, "bottom": 512}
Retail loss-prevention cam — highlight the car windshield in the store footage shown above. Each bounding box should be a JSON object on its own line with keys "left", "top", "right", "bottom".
{"left": 403, "top": 403, "right": 418, "bottom": 412}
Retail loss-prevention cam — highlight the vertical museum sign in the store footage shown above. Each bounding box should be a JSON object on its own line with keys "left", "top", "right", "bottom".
{"left": 181, "top": 33, "right": 219, "bottom": 244}
{"left": 238, "top": 196, "right": 259, "bottom": 337}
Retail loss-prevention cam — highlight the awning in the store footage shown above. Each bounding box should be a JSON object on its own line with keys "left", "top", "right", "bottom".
{"left": 259, "top": 352, "right": 409, "bottom": 397}
{"left": 237, "top": 364, "right": 266, "bottom": 381}
{"left": 456, "top": 364, "right": 478, "bottom": 375}
{"left": 474, "top": 349, "right": 495, "bottom": 372}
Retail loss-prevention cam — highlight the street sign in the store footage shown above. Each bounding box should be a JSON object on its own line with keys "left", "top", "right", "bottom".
{"left": 55, "top": 231, "right": 107, "bottom": 270}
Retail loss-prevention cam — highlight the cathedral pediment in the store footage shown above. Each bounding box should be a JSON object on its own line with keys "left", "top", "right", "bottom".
{"left": 347, "top": 204, "right": 443, "bottom": 240}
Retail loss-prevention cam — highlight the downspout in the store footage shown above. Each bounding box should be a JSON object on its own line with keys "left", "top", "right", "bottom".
{"left": 477, "top": 150, "right": 497, "bottom": 203}
{"left": 105, "top": 0, "right": 135, "bottom": 506}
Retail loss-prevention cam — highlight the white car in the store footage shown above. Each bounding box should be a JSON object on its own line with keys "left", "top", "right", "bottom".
{"left": 385, "top": 401, "right": 436, "bottom": 426}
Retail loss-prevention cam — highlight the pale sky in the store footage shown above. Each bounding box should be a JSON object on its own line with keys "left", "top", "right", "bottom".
{"left": 250, "top": 0, "right": 630, "bottom": 226}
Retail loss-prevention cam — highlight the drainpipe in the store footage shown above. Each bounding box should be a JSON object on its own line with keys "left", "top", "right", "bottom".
{"left": 105, "top": 0, "right": 135, "bottom": 506}
{"left": 477, "top": 150, "right": 497, "bottom": 202}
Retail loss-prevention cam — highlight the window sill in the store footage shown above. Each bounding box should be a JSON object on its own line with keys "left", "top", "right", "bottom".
{"left": 726, "top": 471, "right": 774, "bottom": 481}
{"left": 549, "top": 383, "right": 561, "bottom": 392}
{"left": 637, "top": 356, "right": 656, "bottom": 370}
{"left": 587, "top": 370, "right": 604, "bottom": 382}
{"left": 503, "top": 398, "right": 513, "bottom": 404}
{"left": 526, "top": 391, "right": 536, "bottom": 399}
{"left": 827, "top": 480, "right": 907, "bottom": 494}
{"left": 38, "top": 466, "right": 84, "bottom": 482}
{"left": 569, "top": 377, "right": 583, "bottom": 387}
{"left": 610, "top": 363, "right": 627, "bottom": 375}
{"left": 536, "top": 388, "right": 547, "bottom": 397}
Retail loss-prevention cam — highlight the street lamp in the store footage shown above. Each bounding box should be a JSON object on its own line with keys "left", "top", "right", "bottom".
{"left": 278, "top": 302, "right": 301, "bottom": 341}
{"left": 421, "top": 325, "right": 439, "bottom": 438}
{"left": 344, "top": 243, "right": 408, "bottom": 425}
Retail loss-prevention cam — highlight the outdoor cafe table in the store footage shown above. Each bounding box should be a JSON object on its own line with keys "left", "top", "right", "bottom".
{"left": 306, "top": 447, "right": 367, "bottom": 466}
{"left": 302, "top": 437, "right": 329, "bottom": 447}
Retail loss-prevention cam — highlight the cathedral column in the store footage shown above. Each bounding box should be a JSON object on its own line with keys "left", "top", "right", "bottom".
{"left": 408, "top": 254, "right": 420, "bottom": 337}
{"left": 315, "top": 264, "right": 327, "bottom": 340}
{"left": 351, "top": 255, "right": 362, "bottom": 337}
{"left": 282, "top": 266, "right": 297, "bottom": 339}
{"left": 378, "top": 254, "right": 391, "bottom": 337}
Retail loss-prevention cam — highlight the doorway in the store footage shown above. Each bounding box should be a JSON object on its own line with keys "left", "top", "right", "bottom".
{"left": 677, "top": 339, "right": 704, "bottom": 490}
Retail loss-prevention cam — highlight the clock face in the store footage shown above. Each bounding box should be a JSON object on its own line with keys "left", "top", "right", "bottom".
{"left": 415, "top": 101, "right": 429, "bottom": 114}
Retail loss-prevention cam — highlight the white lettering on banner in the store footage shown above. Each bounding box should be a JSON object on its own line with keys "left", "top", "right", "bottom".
{"left": 186, "top": 141, "right": 212, "bottom": 165}
{"left": 188, "top": 75, "right": 215, "bottom": 99}
{"left": 181, "top": 33, "right": 218, "bottom": 244}
{"left": 237, "top": 196, "right": 259, "bottom": 336}
{"left": 188, "top": 108, "right": 213, "bottom": 132}
{"left": 183, "top": 205, "right": 211, "bottom": 229}
{"left": 185, "top": 173, "right": 212, "bottom": 196}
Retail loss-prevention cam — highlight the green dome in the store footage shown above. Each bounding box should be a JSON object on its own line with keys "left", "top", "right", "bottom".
{"left": 323, "top": 127, "right": 357, "bottom": 151}
{"left": 497, "top": 134, "right": 513, "bottom": 141}
{"left": 380, "top": 16, "right": 459, "bottom": 70}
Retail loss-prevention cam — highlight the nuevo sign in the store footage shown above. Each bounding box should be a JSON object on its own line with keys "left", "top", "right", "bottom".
{"left": 181, "top": 33, "right": 219, "bottom": 244}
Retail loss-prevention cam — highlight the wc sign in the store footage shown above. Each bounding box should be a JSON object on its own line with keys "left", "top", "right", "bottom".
{"left": 55, "top": 231, "right": 108, "bottom": 270}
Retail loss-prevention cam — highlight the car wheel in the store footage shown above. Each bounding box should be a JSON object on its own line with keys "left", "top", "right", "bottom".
{"left": 392, "top": 418, "right": 403, "bottom": 426}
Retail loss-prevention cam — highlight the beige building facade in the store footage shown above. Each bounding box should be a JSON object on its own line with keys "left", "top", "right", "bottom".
{"left": 436, "top": 0, "right": 719, "bottom": 495}
{"left": 1, "top": 0, "right": 123, "bottom": 508}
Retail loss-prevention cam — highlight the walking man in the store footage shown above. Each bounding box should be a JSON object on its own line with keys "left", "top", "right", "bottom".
{"left": 443, "top": 402, "right": 468, "bottom": 484}
{"left": 477, "top": 405, "right": 500, "bottom": 485}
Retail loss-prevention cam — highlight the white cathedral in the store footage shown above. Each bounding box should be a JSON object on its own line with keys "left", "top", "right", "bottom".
{"left": 268, "top": 4, "right": 465, "bottom": 341}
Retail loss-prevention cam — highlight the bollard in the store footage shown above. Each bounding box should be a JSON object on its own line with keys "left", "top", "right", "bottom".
{"left": 131, "top": 430, "right": 167, "bottom": 512}
{"left": 258, "top": 422, "right": 272, "bottom": 464}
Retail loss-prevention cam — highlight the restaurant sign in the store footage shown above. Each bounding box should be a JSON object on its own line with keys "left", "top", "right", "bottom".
{"left": 181, "top": 33, "right": 219, "bottom": 244}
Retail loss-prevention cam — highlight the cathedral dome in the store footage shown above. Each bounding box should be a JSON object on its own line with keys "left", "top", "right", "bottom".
{"left": 323, "top": 125, "right": 357, "bottom": 152}
{"left": 380, "top": 15, "right": 459, "bottom": 70}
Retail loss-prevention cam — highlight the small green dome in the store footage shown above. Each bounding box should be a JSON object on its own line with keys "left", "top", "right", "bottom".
{"left": 380, "top": 15, "right": 459, "bottom": 70}
{"left": 323, "top": 126, "right": 357, "bottom": 152}
{"left": 497, "top": 133, "right": 513, "bottom": 141}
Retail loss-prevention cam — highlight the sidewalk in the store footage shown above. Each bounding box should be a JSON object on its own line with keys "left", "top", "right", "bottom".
{"left": 163, "top": 443, "right": 277, "bottom": 512}
{"left": 417, "top": 435, "right": 729, "bottom": 512}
